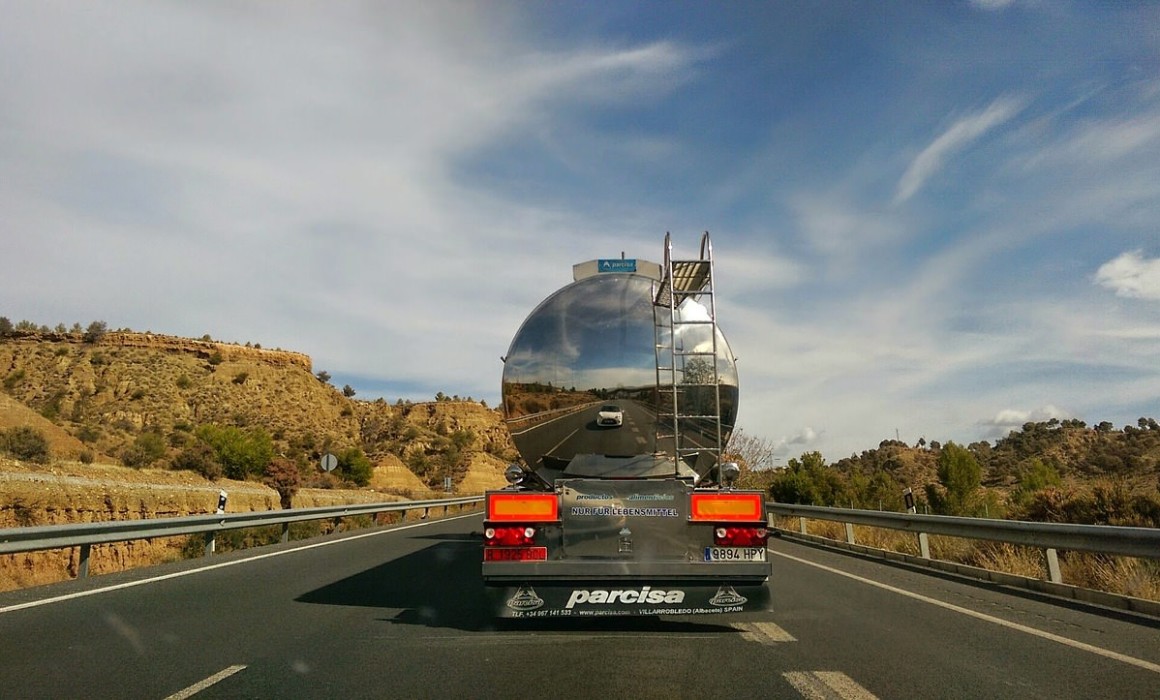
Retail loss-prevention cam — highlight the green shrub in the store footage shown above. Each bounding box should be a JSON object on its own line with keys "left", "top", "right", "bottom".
{"left": 195, "top": 424, "right": 273, "bottom": 480}
{"left": 336, "top": 447, "right": 373, "bottom": 486}
{"left": 1, "top": 426, "right": 50, "bottom": 463}
{"left": 121, "top": 431, "right": 167, "bottom": 468}
{"left": 171, "top": 442, "right": 223, "bottom": 479}
{"left": 82, "top": 321, "right": 107, "bottom": 344}
{"left": 3, "top": 369, "right": 26, "bottom": 391}
{"left": 76, "top": 424, "right": 101, "bottom": 443}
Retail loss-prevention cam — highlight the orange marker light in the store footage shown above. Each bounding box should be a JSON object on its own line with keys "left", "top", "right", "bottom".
{"left": 486, "top": 493, "right": 559, "bottom": 522}
{"left": 689, "top": 492, "right": 763, "bottom": 522}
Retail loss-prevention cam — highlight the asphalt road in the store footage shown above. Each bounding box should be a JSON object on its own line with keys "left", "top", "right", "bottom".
{"left": 515, "top": 401, "right": 656, "bottom": 460}
{"left": 1, "top": 514, "right": 1158, "bottom": 699}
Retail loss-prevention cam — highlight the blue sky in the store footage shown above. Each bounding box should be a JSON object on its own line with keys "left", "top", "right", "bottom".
{"left": 2, "top": 1, "right": 1158, "bottom": 462}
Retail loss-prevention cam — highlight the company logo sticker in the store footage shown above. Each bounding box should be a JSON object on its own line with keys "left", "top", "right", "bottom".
{"left": 506, "top": 586, "right": 545, "bottom": 611}
{"left": 598, "top": 259, "right": 637, "bottom": 273}
{"left": 709, "top": 585, "right": 748, "bottom": 607}
{"left": 565, "top": 587, "right": 686, "bottom": 609}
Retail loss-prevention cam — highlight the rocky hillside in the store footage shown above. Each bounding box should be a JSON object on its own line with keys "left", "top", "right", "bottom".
{"left": 0, "top": 329, "right": 516, "bottom": 484}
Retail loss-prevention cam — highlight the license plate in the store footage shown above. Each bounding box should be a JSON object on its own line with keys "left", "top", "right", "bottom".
{"left": 704, "top": 547, "right": 766, "bottom": 562}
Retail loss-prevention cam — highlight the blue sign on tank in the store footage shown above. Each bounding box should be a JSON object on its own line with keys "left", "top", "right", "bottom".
{"left": 598, "top": 259, "right": 637, "bottom": 273}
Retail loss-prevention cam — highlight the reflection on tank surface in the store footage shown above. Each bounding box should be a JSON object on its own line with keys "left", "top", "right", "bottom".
{"left": 501, "top": 273, "right": 738, "bottom": 477}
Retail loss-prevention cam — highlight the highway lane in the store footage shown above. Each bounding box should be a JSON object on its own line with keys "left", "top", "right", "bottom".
{"left": 513, "top": 400, "right": 655, "bottom": 462}
{"left": 1, "top": 514, "right": 1158, "bottom": 699}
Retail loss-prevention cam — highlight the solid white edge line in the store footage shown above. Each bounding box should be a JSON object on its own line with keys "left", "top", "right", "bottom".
{"left": 770, "top": 549, "right": 1160, "bottom": 675}
{"left": 164, "top": 664, "right": 247, "bottom": 700}
{"left": 0, "top": 512, "right": 482, "bottom": 615}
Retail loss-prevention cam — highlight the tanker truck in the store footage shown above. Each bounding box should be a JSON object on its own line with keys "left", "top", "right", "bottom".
{"left": 482, "top": 232, "right": 771, "bottom": 618}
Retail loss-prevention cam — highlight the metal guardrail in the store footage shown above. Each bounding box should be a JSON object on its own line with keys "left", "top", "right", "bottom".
{"left": 768, "top": 503, "right": 1160, "bottom": 585}
{"left": 0, "top": 495, "right": 483, "bottom": 578}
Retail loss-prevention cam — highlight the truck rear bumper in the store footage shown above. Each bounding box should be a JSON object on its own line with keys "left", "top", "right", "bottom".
{"left": 483, "top": 559, "right": 770, "bottom": 581}
{"left": 485, "top": 579, "right": 771, "bottom": 618}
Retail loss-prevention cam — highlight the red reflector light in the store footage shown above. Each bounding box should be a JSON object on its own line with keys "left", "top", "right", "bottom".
{"left": 486, "top": 493, "right": 559, "bottom": 522}
{"left": 690, "top": 492, "right": 764, "bottom": 521}
{"left": 484, "top": 547, "right": 548, "bottom": 562}
{"left": 714, "top": 526, "right": 769, "bottom": 547}
{"left": 484, "top": 526, "right": 536, "bottom": 547}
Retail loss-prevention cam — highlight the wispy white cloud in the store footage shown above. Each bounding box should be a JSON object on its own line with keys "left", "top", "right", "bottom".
{"left": 978, "top": 405, "right": 1071, "bottom": 441}
{"left": 969, "top": 0, "right": 1017, "bottom": 10}
{"left": 768, "top": 427, "right": 820, "bottom": 457}
{"left": 1094, "top": 251, "right": 1160, "bottom": 301}
{"left": 894, "top": 97, "right": 1024, "bottom": 204}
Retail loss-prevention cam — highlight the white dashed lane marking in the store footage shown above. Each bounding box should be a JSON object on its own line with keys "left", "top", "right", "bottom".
{"left": 731, "top": 621, "right": 797, "bottom": 644}
{"left": 163, "top": 665, "right": 247, "bottom": 700}
{"left": 783, "top": 671, "right": 879, "bottom": 700}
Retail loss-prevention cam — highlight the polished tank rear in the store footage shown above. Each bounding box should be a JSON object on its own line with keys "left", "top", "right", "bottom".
{"left": 501, "top": 270, "right": 739, "bottom": 482}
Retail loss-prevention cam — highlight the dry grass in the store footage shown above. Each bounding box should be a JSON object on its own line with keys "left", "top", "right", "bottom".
{"left": 774, "top": 516, "right": 1160, "bottom": 602}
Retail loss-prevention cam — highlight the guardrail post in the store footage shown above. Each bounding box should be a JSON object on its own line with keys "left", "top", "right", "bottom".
{"left": 844, "top": 522, "right": 856, "bottom": 545}
{"left": 281, "top": 522, "right": 290, "bottom": 544}
{"left": 918, "top": 532, "right": 930, "bottom": 559}
{"left": 205, "top": 532, "right": 216, "bottom": 556}
{"left": 1045, "top": 548, "right": 1062, "bottom": 584}
{"left": 798, "top": 517, "right": 807, "bottom": 535}
{"left": 78, "top": 543, "right": 91, "bottom": 578}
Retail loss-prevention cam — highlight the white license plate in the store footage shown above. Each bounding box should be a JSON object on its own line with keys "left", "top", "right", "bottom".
{"left": 704, "top": 547, "right": 766, "bottom": 562}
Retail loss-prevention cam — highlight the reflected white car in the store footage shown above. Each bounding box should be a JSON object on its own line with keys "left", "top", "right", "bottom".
{"left": 597, "top": 404, "right": 624, "bottom": 427}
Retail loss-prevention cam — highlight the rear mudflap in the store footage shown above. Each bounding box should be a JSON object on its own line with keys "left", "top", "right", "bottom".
{"left": 487, "top": 580, "right": 771, "bottom": 619}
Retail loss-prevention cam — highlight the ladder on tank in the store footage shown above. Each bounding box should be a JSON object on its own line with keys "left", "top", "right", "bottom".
{"left": 652, "top": 231, "right": 723, "bottom": 474}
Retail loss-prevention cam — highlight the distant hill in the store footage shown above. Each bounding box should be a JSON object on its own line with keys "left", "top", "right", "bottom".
{"left": 0, "top": 328, "right": 517, "bottom": 490}
{"left": 747, "top": 418, "right": 1160, "bottom": 527}
{"left": 830, "top": 419, "right": 1160, "bottom": 494}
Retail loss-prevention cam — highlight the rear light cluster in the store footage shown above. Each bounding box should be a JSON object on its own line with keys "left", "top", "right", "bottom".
{"left": 484, "top": 526, "right": 536, "bottom": 547}
{"left": 714, "top": 526, "right": 768, "bottom": 547}
{"left": 482, "top": 526, "right": 546, "bottom": 562}
{"left": 483, "top": 493, "right": 558, "bottom": 563}
{"left": 691, "top": 492, "right": 768, "bottom": 548}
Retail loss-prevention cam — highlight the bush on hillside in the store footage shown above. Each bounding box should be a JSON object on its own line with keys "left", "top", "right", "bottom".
{"left": 264, "top": 457, "right": 302, "bottom": 508}
{"left": 336, "top": 447, "right": 373, "bottom": 487}
{"left": 121, "top": 431, "right": 168, "bottom": 468}
{"left": 194, "top": 424, "right": 273, "bottom": 480}
{"left": 0, "top": 426, "right": 50, "bottom": 463}
{"left": 171, "top": 442, "right": 223, "bottom": 479}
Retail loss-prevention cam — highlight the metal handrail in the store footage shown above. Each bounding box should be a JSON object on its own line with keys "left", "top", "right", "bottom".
{"left": 767, "top": 502, "right": 1160, "bottom": 588}
{"left": 768, "top": 503, "right": 1160, "bottom": 559}
{"left": 0, "top": 495, "right": 483, "bottom": 577}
